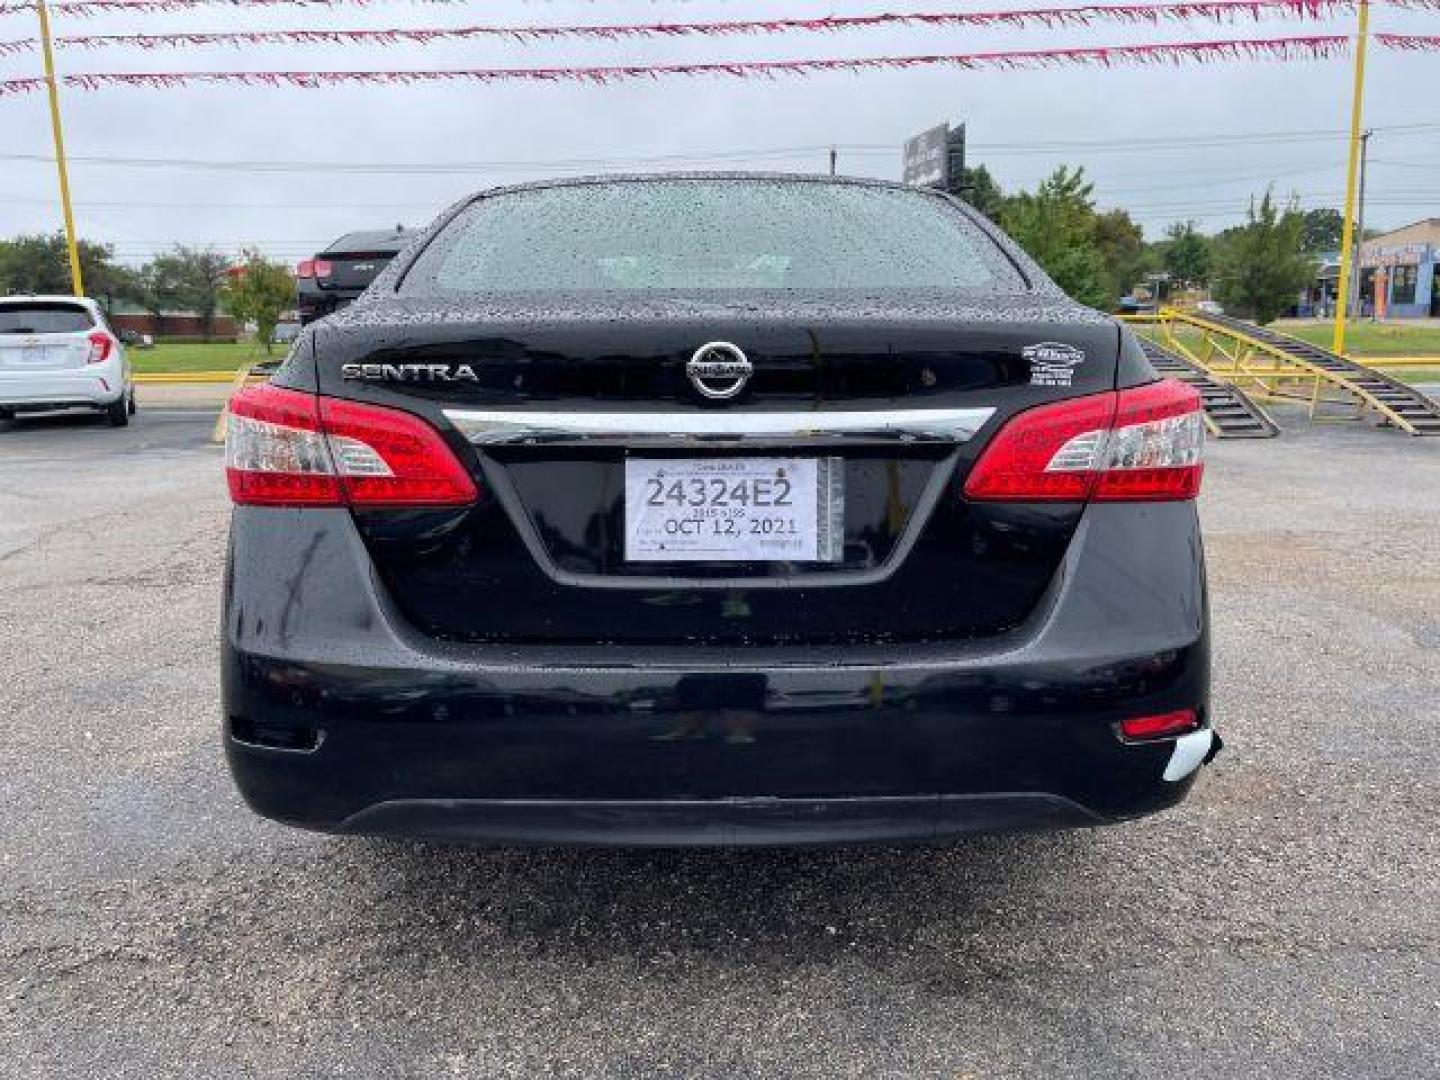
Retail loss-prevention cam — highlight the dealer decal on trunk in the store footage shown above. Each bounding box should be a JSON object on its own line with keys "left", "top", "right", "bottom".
{"left": 1024, "top": 342, "right": 1085, "bottom": 388}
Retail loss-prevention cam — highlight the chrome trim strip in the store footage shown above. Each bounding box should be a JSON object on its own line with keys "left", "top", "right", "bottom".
{"left": 443, "top": 407, "right": 996, "bottom": 448}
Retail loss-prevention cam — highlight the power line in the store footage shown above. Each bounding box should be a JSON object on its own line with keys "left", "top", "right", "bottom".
{"left": 5, "top": 120, "right": 1440, "bottom": 175}
{"left": 0, "top": 147, "right": 851, "bottom": 173}
{"left": 4, "top": 161, "right": 1374, "bottom": 208}
{"left": 5, "top": 198, "right": 446, "bottom": 208}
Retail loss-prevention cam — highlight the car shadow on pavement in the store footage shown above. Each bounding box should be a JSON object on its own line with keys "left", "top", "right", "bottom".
{"left": 0, "top": 410, "right": 112, "bottom": 432}
{"left": 341, "top": 832, "right": 1106, "bottom": 966}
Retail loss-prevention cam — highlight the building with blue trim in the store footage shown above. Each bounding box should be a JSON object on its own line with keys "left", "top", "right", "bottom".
{"left": 1359, "top": 219, "right": 1439, "bottom": 319}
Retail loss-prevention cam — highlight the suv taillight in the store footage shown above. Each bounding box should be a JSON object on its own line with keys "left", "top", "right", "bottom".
{"left": 295, "top": 260, "right": 315, "bottom": 279}
{"left": 224, "top": 384, "right": 477, "bottom": 508}
{"left": 86, "top": 330, "right": 115, "bottom": 364}
{"left": 963, "top": 379, "right": 1205, "bottom": 503}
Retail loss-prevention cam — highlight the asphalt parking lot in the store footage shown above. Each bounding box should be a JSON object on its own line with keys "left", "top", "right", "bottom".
{"left": 2, "top": 389, "right": 1437, "bottom": 1079}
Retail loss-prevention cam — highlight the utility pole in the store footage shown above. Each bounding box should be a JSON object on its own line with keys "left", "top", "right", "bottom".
{"left": 1332, "top": 0, "right": 1369, "bottom": 355}
{"left": 1349, "top": 129, "right": 1372, "bottom": 320}
{"left": 36, "top": 0, "right": 85, "bottom": 296}
{"left": 829, "top": 147, "right": 837, "bottom": 176}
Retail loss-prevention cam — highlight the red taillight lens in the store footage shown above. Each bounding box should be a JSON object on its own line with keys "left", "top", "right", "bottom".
{"left": 1119, "top": 708, "right": 1201, "bottom": 742}
{"left": 318, "top": 397, "right": 478, "bottom": 507}
{"left": 313, "top": 259, "right": 333, "bottom": 278}
{"left": 225, "top": 384, "right": 477, "bottom": 508}
{"left": 295, "top": 259, "right": 315, "bottom": 279}
{"left": 225, "top": 385, "right": 341, "bottom": 506}
{"left": 964, "top": 378, "right": 1204, "bottom": 503}
{"left": 1093, "top": 380, "right": 1206, "bottom": 501}
{"left": 86, "top": 330, "right": 114, "bottom": 364}
{"left": 963, "top": 392, "right": 1116, "bottom": 502}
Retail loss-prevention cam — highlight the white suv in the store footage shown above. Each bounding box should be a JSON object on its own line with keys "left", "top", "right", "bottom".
{"left": 0, "top": 295, "right": 134, "bottom": 426}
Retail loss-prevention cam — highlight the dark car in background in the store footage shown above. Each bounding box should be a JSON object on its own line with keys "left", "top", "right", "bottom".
{"left": 223, "top": 174, "right": 1217, "bottom": 846}
{"left": 295, "top": 227, "right": 414, "bottom": 324}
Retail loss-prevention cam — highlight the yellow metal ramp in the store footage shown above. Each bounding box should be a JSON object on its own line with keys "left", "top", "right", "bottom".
{"left": 1135, "top": 338, "right": 1278, "bottom": 438}
{"left": 1153, "top": 310, "right": 1440, "bottom": 436}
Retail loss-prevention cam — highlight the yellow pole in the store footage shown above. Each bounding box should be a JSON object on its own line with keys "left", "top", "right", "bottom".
{"left": 1331, "top": 0, "right": 1369, "bottom": 355}
{"left": 35, "top": 0, "right": 84, "bottom": 297}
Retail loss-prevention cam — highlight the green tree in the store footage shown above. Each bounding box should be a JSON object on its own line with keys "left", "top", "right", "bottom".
{"left": 950, "top": 164, "right": 1004, "bottom": 222}
{"left": 0, "top": 233, "right": 133, "bottom": 311}
{"left": 131, "top": 261, "right": 179, "bottom": 328}
{"left": 1212, "top": 192, "right": 1314, "bottom": 325}
{"left": 158, "top": 245, "right": 231, "bottom": 339}
{"left": 1163, "top": 221, "right": 1213, "bottom": 287}
{"left": 1093, "top": 209, "right": 1146, "bottom": 303}
{"left": 221, "top": 249, "right": 295, "bottom": 353}
{"left": 1000, "top": 166, "right": 1111, "bottom": 309}
{"left": 1299, "top": 208, "right": 1344, "bottom": 254}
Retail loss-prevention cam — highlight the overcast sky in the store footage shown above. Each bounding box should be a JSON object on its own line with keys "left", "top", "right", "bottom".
{"left": 2, "top": 0, "right": 1437, "bottom": 266}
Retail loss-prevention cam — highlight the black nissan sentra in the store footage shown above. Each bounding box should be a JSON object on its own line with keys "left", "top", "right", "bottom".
{"left": 222, "top": 174, "right": 1219, "bottom": 845}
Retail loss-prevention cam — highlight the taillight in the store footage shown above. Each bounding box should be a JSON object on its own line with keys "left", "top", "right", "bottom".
{"left": 964, "top": 379, "right": 1204, "bottom": 503}
{"left": 295, "top": 259, "right": 315, "bottom": 279}
{"left": 225, "top": 384, "right": 477, "bottom": 508}
{"left": 86, "top": 330, "right": 115, "bottom": 364}
{"left": 317, "top": 396, "right": 478, "bottom": 506}
{"left": 963, "top": 392, "right": 1115, "bottom": 502}
{"left": 1118, "top": 708, "right": 1201, "bottom": 742}
{"left": 313, "top": 259, "right": 333, "bottom": 278}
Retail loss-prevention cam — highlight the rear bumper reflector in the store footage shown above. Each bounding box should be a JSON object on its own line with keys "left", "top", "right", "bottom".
{"left": 441, "top": 407, "right": 997, "bottom": 448}
{"left": 1119, "top": 708, "right": 1201, "bottom": 741}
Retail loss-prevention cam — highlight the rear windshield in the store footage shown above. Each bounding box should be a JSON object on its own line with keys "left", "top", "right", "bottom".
{"left": 0, "top": 303, "right": 94, "bottom": 334}
{"left": 326, "top": 232, "right": 408, "bottom": 255}
{"left": 403, "top": 180, "right": 1024, "bottom": 293}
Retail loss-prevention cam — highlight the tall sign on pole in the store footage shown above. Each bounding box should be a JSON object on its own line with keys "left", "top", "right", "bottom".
{"left": 946, "top": 123, "right": 967, "bottom": 194}
{"left": 902, "top": 122, "right": 968, "bottom": 194}
{"left": 35, "top": 0, "right": 85, "bottom": 297}
{"left": 1332, "top": 0, "right": 1370, "bottom": 354}
{"left": 902, "top": 124, "right": 951, "bottom": 188}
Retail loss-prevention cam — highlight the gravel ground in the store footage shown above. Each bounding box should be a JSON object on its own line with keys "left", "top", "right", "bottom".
{"left": 1, "top": 397, "right": 1437, "bottom": 1079}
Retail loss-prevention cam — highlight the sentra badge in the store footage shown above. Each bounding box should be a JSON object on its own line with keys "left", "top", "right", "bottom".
{"left": 1024, "top": 342, "right": 1085, "bottom": 388}
{"left": 341, "top": 363, "right": 479, "bottom": 382}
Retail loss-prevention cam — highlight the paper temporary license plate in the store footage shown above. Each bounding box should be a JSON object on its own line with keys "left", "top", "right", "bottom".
{"left": 624, "top": 456, "right": 844, "bottom": 563}
{"left": 1, "top": 345, "right": 47, "bottom": 368}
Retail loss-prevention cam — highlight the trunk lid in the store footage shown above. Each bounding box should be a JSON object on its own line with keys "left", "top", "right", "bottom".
{"left": 308, "top": 293, "right": 1121, "bottom": 645}
{"left": 319, "top": 252, "right": 398, "bottom": 292}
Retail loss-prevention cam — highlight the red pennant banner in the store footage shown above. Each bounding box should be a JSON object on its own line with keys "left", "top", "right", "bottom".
{"left": 0, "top": 36, "right": 1354, "bottom": 97}
{"left": 1374, "top": 32, "right": 1440, "bottom": 50}
{"left": 5, "top": 0, "right": 1440, "bottom": 17}
{"left": 0, "top": 2, "right": 1382, "bottom": 57}
{"left": 0, "top": 0, "right": 467, "bottom": 14}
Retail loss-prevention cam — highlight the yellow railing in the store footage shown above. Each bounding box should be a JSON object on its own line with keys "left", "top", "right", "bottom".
{"left": 1118, "top": 313, "right": 1440, "bottom": 370}
{"left": 1127, "top": 309, "right": 1437, "bottom": 434}
{"left": 134, "top": 370, "right": 256, "bottom": 384}
{"left": 1343, "top": 356, "right": 1440, "bottom": 370}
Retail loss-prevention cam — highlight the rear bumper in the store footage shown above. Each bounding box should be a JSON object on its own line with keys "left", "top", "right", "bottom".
{"left": 0, "top": 364, "right": 125, "bottom": 408}
{"left": 335, "top": 794, "right": 1104, "bottom": 846}
{"left": 222, "top": 503, "right": 1214, "bottom": 846}
{"left": 297, "top": 287, "right": 363, "bottom": 324}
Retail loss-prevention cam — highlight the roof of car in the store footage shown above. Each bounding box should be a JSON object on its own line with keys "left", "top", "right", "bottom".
{"left": 470, "top": 171, "right": 943, "bottom": 203}
{"left": 0, "top": 294, "right": 100, "bottom": 308}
